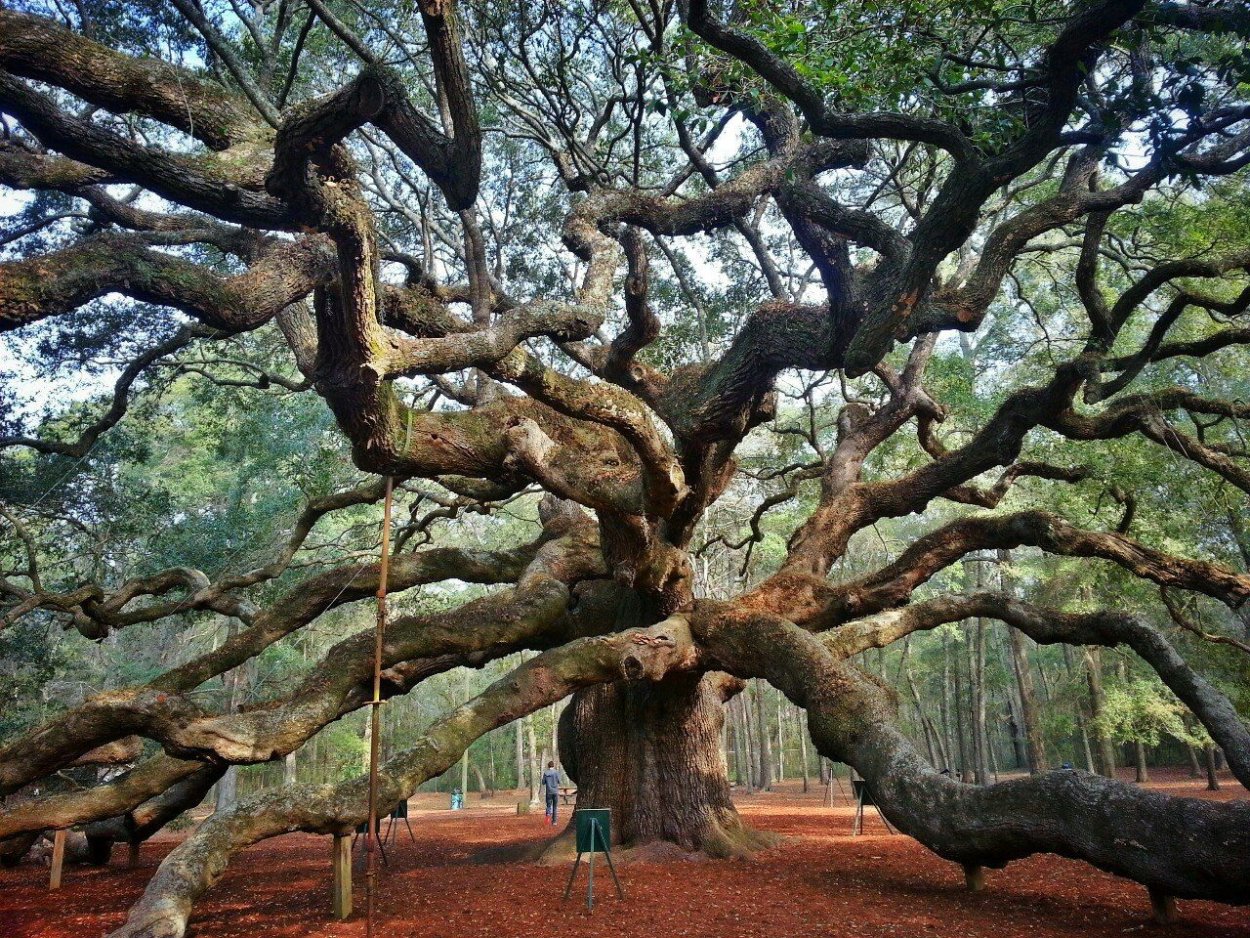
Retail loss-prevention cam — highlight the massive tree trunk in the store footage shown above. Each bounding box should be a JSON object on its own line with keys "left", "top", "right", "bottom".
{"left": 559, "top": 672, "right": 771, "bottom": 857}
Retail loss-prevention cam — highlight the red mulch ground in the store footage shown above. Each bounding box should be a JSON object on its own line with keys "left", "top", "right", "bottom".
{"left": 3, "top": 768, "right": 1247, "bottom": 938}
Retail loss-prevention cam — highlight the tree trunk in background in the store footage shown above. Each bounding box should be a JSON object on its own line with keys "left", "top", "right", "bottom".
{"left": 550, "top": 703, "right": 559, "bottom": 769}
{"left": 998, "top": 632, "right": 1028, "bottom": 771}
{"left": 1187, "top": 744, "right": 1203, "bottom": 778}
{"left": 471, "top": 764, "right": 490, "bottom": 797}
{"left": 460, "top": 671, "right": 472, "bottom": 793}
{"left": 999, "top": 551, "right": 1044, "bottom": 772}
{"left": 731, "top": 696, "right": 750, "bottom": 790}
{"left": 953, "top": 632, "right": 973, "bottom": 783}
{"left": 515, "top": 717, "right": 525, "bottom": 792}
{"left": 216, "top": 620, "right": 243, "bottom": 812}
{"left": 754, "top": 682, "right": 774, "bottom": 791}
{"left": 904, "top": 667, "right": 940, "bottom": 768}
{"left": 526, "top": 713, "right": 540, "bottom": 806}
{"left": 1078, "top": 712, "right": 1097, "bottom": 773}
{"left": 215, "top": 767, "right": 238, "bottom": 811}
{"left": 939, "top": 634, "right": 955, "bottom": 773}
{"left": 775, "top": 688, "right": 785, "bottom": 782}
{"left": 1063, "top": 645, "right": 1097, "bottom": 772}
{"left": 798, "top": 707, "right": 810, "bottom": 793}
{"left": 744, "top": 692, "right": 759, "bottom": 792}
{"left": 1008, "top": 628, "right": 1044, "bottom": 772}
{"left": 1205, "top": 746, "right": 1221, "bottom": 791}
{"left": 970, "top": 616, "right": 990, "bottom": 785}
{"left": 964, "top": 559, "right": 991, "bottom": 785}
{"left": 283, "top": 752, "right": 297, "bottom": 787}
{"left": 1083, "top": 647, "right": 1117, "bottom": 778}
{"left": 561, "top": 673, "right": 770, "bottom": 856}
{"left": 1134, "top": 741, "right": 1149, "bottom": 783}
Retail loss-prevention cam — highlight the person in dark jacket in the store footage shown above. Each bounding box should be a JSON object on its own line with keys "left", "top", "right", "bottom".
{"left": 541, "top": 761, "right": 561, "bottom": 824}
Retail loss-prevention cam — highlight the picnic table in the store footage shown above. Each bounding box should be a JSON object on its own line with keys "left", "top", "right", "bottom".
{"left": 560, "top": 786, "right": 578, "bottom": 805}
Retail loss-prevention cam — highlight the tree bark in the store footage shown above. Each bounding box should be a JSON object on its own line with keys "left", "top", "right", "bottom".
{"left": 560, "top": 673, "right": 771, "bottom": 856}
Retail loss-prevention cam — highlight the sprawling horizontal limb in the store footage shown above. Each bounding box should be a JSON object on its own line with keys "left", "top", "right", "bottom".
{"left": 754, "top": 509, "right": 1250, "bottom": 630}
{"left": 0, "top": 9, "right": 261, "bottom": 150}
{"left": 0, "top": 757, "right": 207, "bottom": 841}
{"left": 0, "top": 541, "right": 576, "bottom": 794}
{"left": 0, "top": 502, "right": 599, "bottom": 795}
{"left": 107, "top": 618, "right": 699, "bottom": 938}
{"left": 822, "top": 591, "right": 1250, "bottom": 786}
{"left": 692, "top": 606, "right": 1250, "bottom": 903}
{"left": 0, "top": 234, "right": 334, "bottom": 334}
{"left": 0, "top": 73, "right": 287, "bottom": 227}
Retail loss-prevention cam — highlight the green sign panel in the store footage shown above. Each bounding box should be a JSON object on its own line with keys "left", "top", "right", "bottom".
{"left": 574, "top": 808, "right": 611, "bottom": 853}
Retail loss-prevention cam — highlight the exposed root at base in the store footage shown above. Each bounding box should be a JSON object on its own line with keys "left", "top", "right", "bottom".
{"left": 530, "top": 816, "right": 781, "bottom": 866}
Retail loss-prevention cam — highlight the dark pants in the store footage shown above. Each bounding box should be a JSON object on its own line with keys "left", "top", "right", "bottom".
{"left": 545, "top": 790, "right": 559, "bottom": 822}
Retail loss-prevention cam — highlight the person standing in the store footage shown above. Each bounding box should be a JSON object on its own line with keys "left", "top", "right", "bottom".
{"left": 541, "top": 761, "right": 561, "bottom": 825}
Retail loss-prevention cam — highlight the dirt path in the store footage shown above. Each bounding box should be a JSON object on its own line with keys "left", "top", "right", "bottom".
{"left": 2, "top": 769, "right": 1247, "bottom": 938}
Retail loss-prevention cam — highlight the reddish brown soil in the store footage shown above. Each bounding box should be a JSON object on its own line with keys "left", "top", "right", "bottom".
{"left": 3, "top": 768, "right": 1247, "bottom": 938}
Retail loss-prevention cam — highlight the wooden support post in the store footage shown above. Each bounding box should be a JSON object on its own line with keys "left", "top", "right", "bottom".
{"left": 1149, "top": 887, "right": 1178, "bottom": 924}
{"left": 49, "top": 829, "right": 66, "bottom": 890}
{"left": 331, "top": 834, "right": 352, "bottom": 920}
{"left": 127, "top": 841, "right": 141, "bottom": 868}
{"left": 962, "top": 863, "right": 985, "bottom": 892}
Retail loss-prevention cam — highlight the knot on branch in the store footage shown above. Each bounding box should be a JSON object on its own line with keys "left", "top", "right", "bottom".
{"left": 618, "top": 616, "right": 698, "bottom": 680}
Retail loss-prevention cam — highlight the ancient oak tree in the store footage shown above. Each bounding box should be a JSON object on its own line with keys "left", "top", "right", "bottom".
{"left": 2, "top": 1, "right": 1249, "bottom": 935}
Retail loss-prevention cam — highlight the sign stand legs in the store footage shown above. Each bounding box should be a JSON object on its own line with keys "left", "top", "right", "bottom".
{"left": 563, "top": 818, "right": 623, "bottom": 911}
{"left": 851, "top": 785, "right": 895, "bottom": 836}
{"left": 586, "top": 836, "right": 595, "bottom": 911}
{"left": 562, "top": 852, "right": 583, "bottom": 901}
{"left": 601, "top": 830, "right": 624, "bottom": 900}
